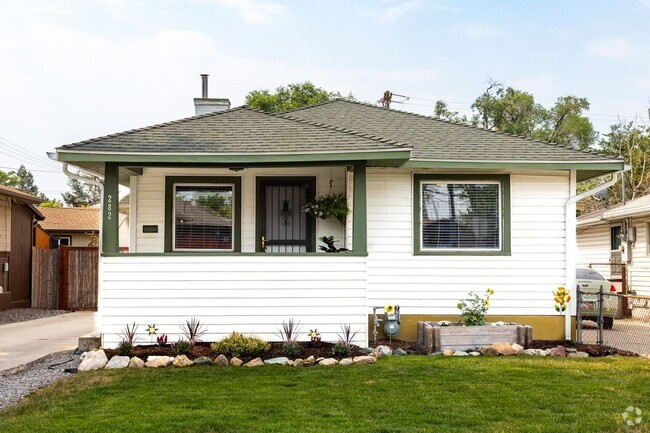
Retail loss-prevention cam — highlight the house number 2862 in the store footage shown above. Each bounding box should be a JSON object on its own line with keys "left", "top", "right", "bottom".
{"left": 107, "top": 195, "right": 112, "bottom": 220}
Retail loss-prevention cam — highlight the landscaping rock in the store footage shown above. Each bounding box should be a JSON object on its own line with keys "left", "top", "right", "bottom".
{"left": 287, "top": 360, "right": 295, "bottom": 366}
{"left": 316, "top": 357, "right": 325, "bottom": 363}
{"left": 453, "top": 351, "right": 469, "bottom": 357}
{"left": 339, "top": 358, "right": 353, "bottom": 366}
{"left": 352, "top": 356, "right": 376, "bottom": 365}
{"left": 319, "top": 358, "right": 338, "bottom": 366}
{"left": 172, "top": 355, "right": 193, "bottom": 368}
{"left": 480, "top": 347, "right": 498, "bottom": 356}
{"left": 393, "top": 348, "right": 407, "bottom": 356}
{"left": 78, "top": 350, "right": 108, "bottom": 371}
{"left": 376, "top": 345, "right": 392, "bottom": 356}
{"left": 361, "top": 347, "right": 375, "bottom": 355}
{"left": 443, "top": 349, "right": 454, "bottom": 356}
{"left": 566, "top": 347, "right": 577, "bottom": 353}
{"left": 230, "top": 357, "right": 243, "bottom": 366}
{"left": 548, "top": 346, "right": 567, "bottom": 357}
{"left": 304, "top": 355, "right": 316, "bottom": 366}
{"left": 194, "top": 356, "right": 214, "bottom": 366}
{"left": 293, "top": 359, "right": 304, "bottom": 367}
{"left": 468, "top": 351, "right": 481, "bottom": 357}
{"left": 568, "top": 351, "right": 589, "bottom": 358}
{"left": 523, "top": 349, "right": 547, "bottom": 356}
{"left": 213, "top": 355, "right": 228, "bottom": 366}
{"left": 492, "top": 342, "right": 517, "bottom": 356}
{"left": 145, "top": 356, "right": 172, "bottom": 368}
{"left": 429, "top": 351, "right": 443, "bottom": 356}
{"left": 369, "top": 351, "right": 379, "bottom": 359}
{"left": 264, "top": 357, "right": 289, "bottom": 365}
{"left": 128, "top": 357, "right": 145, "bottom": 368}
{"left": 105, "top": 356, "right": 130, "bottom": 369}
{"left": 244, "top": 358, "right": 264, "bottom": 367}
{"left": 511, "top": 343, "right": 524, "bottom": 354}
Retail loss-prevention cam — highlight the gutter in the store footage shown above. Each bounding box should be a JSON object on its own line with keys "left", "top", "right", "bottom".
{"left": 564, "top": 167, "right": 627, "bottom": 340}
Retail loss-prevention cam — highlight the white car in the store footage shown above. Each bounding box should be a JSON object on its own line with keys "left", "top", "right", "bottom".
{"left": 577, "top": 268, "right": 618, "bottom": 329}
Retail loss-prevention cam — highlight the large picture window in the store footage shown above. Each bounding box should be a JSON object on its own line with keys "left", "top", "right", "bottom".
{"left": 414, "top": 174, "right": 510, "bottom": 255}
{"left": 164, "top": 176, "right": 241, "bottom": 252}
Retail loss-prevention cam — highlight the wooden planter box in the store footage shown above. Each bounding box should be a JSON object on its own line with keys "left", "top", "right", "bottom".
{"left": 416, "top": 321, "right": 533, "bottom": 353}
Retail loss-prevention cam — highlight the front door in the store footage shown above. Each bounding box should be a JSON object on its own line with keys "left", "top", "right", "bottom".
{"left": 257, "top": 178, "right": 316, "bottom": 253}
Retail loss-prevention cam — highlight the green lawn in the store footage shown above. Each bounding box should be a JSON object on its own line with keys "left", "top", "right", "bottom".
{"left": 1, "top": 356, "right": 649, "bottom": 433}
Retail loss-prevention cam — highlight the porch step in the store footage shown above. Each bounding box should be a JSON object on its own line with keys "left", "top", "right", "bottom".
{"left": 78, "top": 332, "right": 101, "bottom": 352}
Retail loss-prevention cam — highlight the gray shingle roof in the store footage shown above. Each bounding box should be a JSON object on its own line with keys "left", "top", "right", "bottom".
{"left": 281, "top": 100, "right": 620, "bottom": 163}
{"left": 58, "top": 107, "right": 407, "bottom": 154}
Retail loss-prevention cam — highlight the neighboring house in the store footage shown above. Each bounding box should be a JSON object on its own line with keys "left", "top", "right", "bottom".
{"left": 53, "top": 97, "right": 623, "bottom": 348}
{"left": 577, "top": 195, "right": 650, "bottom": 297}
{"left": 37, "top": 207, "right": 129, "bottom": 251}
{"left": 38, "top": 207, "right": 100, "bottom": 247}
{"left": 0, "top": 185, "right": 43, "bottom": 310}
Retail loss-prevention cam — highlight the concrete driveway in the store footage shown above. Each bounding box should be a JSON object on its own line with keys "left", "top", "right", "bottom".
{"left": 0, "top": 311, "right": 98, "bottom": 372}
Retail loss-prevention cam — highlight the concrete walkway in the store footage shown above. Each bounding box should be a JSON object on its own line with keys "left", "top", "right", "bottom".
{"left": 0, "top": 311, "right": 98, "bottom": 372}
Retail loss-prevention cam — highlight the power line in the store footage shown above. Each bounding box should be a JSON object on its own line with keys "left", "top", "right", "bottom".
{"left": 0, "top": 136, "right": 60, "bottom": 170}
{"left": 0, "top": 165, "right": 59, "bottom": 173}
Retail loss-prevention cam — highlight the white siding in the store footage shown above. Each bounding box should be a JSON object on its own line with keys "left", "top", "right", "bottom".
{"left": 100, "top": 255, "right": 367, "bottom": 348}
{"left": 0, "top": 195, "right": 10, "bottom": 251}
{"left": 365, "top": 168, "right": 570, "bottom": 316}
{"left": 629, "top": 218, "right": 650, "bottom": 296}
{"left": 135, "top": 167, "right": 347, "bottom": 253}
{"left": 576, "top": 224, "right": 612, "bottom": 277}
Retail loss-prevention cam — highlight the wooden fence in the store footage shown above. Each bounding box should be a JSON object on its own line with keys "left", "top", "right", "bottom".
{"left": 31, "top": 246, "right": 99, "bottom": 310}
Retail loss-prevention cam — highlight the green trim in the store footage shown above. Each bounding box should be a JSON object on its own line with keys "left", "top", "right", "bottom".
{"left": 404, "top": 160, "right": 623, "bottom": 170}
{"left": 102, "top": 252, "right": 368, "bottom": 257}
{"left": 57, "top": 150, "right": 412, "bottom": 164}
{"left": 352, "top": 163, "right": 367, "bottom": 253}
{"left": 164, "top": 176, "right": 242, "bottom": 253}
{"left": 102, "top": 162, "right": 119, "bottom": 254}
{"left": 413, "top": 174, "right": 511, "bottom": 256}
{"left": 255, "top": 177, "right": 317, "bottom": 253}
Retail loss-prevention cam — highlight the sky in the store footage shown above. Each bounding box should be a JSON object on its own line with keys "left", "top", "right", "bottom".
{"left": 1, "top": 0, "right": 649, "bottom": 199}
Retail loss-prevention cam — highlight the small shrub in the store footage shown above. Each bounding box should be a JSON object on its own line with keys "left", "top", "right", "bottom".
{"left": 457, "top": 288, "right": 494, "bottom": 326}
{"left": 117, "top": 341, "right": 133, "bottom": 356}
{"left": 118, "top": 322, "right": 138, "bottom": 356}
{"left": 156, "top": 334, "right": 168, "bottom": 347}
{"left": 210, "top": 332, "right": 270, "bottom": 358}
{"left": 333, "top": 343, "right": 350, "bottom": 358}
{"left": 282, "top": 343, "right": 301, "bottom": 358}
{"left": 172, "top": 339, "right": 192, "bottom": 355}
{"left": 336, "top": 324, "right": 358, "bottom": 348}
{"left": 180, "top": 317, "right": 208, "bottom": 345}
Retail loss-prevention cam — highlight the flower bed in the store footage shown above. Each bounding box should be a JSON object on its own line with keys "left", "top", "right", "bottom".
{"left": 417, "top": 322, "right": 533, "bottom": 353}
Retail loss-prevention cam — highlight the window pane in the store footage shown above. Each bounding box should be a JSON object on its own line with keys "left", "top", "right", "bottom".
{"left": 610, "top": 226, "right": 621, "bottom": 251}
{"left": 175, "top": 185, "right": 233, "bottom": 250}
{"left": 421, "top": 182, "right": 500, "bottom": 249}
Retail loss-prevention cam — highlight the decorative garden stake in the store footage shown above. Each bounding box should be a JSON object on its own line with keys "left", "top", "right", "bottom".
{"left": 309, "top": 329, "right": 321, "bottom": 343}
{"left": 553, "top": 287, "right": 571, "bottom": 312}
{"left": 147, "top": 324, "right": 158, "bottom": 344}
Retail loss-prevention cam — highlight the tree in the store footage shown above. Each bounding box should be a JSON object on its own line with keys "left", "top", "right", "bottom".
{"left": 39, "top": 198, "right": 63, "bottom": 208}
{"left": 62, "top": 173, "right": 101, "bottom": 207}
{"left": 245, "top": 82, "right": 354, "bottom": 112}
{"left": 13, "top": 165, "right": 41, "bottom": 196}
{"left": 0, "top": 169, "right": 18, "bottom": 188}
{"left": 435, "top": 81, "right": 598, "bottom": 149}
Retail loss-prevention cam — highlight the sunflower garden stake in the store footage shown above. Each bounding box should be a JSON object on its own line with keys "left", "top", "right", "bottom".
{"left": 147, "top": 324, "right": 158, "bottom": 345}
{"left": 553, "top": 287, "right": 571, "bottom": 313}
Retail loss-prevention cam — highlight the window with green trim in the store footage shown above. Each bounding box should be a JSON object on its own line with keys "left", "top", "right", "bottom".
{"left": 414, "top": 174, "right": 510, "bottom": 255}
{"left": 164, "top": 176, "right": 242, "bottom": 253}
{"left": 174, "top": 184, "right": 234, "bottom": 251}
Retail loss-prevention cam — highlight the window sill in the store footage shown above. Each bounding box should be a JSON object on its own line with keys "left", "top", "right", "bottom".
{"left": 102, "top": 252, "right": 369, "bottom": 257}
{"left": 414, "top": 250, "right": 511, "bottom": 256}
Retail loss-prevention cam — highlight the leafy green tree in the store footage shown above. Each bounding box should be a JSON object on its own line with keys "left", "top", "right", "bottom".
{"left": 62, "top": 173, "right": 101, "bottom": 207}
{"left": 245, "top": 82, "right": 354, "bottom": 112}
{"left": 39, "top": 198, "right": 63, "bottom": 207}
{"left": 533, "top": 96, "right": 597, "bottom": 150}
{"left": 0, "top": 169, "right": 18, "bottom": 188}
{"left": 13, "top": 165, "right": 41, "bottom": 196}
{"left": 433, "top": 101, "right": 468, "bottom": 123}
{"left": 581, "top": 121, "right": 650, "bottom": 213}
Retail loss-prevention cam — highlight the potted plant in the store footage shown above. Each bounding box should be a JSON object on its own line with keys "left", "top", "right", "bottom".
{"left": 303, "top": 193, "right": 349, "bottom": 224}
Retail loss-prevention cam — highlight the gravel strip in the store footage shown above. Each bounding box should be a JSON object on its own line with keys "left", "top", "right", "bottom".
{"left": 0, "top": 350, "right": 81, "bottom": 411}
{"left": 0, "top": 308, "right": 69, "bottom": 326}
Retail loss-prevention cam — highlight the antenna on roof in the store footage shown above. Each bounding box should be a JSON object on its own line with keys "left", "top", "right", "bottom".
{"left": 379, "top": 91, "right": 409, "bottom": 109}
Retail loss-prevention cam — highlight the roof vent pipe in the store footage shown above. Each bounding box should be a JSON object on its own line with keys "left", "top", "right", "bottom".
{"left": 201, "top": 74, "right": 209, "bottom": 98}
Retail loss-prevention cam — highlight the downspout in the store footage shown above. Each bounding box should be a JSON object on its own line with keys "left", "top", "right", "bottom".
{"left": 564, "top": 169, "right": 625, "bottom": 340}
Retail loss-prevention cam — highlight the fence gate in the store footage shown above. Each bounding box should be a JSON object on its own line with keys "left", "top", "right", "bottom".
{"left": 31, "top": 246, "right": 98, "bottom": 310}
{"left": 576, "top": 287, "right": 650, "bottom": 355}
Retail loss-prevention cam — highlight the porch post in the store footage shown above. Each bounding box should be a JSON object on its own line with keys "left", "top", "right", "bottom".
{"left": 102, "top": 162, "right": 119, "bottom": 254}
{"left": 352, "top": 162, "right": 367, "bottom": 253}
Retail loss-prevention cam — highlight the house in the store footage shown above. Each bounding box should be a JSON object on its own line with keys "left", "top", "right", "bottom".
{"left": 37, "top": 207, "right": 129, "bottom": 251}
{"left": 577, "top": 194, "right": 650, "bottom": 297}
{"left": 52, "top": 88, "right": 623, "bottom": 348}
{"left": 0, "top": 184, "right": 44, "bottom": 310}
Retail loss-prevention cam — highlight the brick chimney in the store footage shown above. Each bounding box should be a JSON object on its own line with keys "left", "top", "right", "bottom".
{"left": 193, "top": 74, "right": 231, "bottom": 115}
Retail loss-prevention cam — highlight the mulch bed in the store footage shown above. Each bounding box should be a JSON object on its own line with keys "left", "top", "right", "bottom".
{"left": 105, "top": 341, "right": 365, "bottom": 363}
{"left": 105, "top": 339, "right": 637, "bottom": 361}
